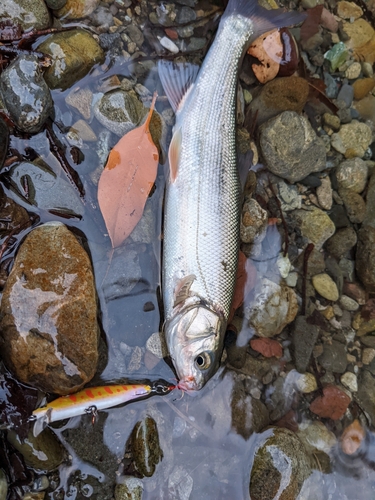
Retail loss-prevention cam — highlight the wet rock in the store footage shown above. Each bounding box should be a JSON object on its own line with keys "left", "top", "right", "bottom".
{"left": 336, "top": 157, "right": 368, "bottom": 193}
{"left": 0, "top": 222, "right": 99, "bottom": 395}
{"left": 7, "top": 428, "right": 64, "bottom": 471}
{"left": 343, "top": 281, "right": 366, "bottom": 304}
{"left": 337, "top": 84, "right": 354, "bottom": 108}
{"left": 364, "top": 170, "right": 375, "bottom": 227}
{"left": 246, "top": 278, "right": 298, "bottom": 338}
{"left": 115, "top": 478, "right": 143, "bottom": 500}
{"left": 291, "top": 208, "right": 335, "bottom": 250}
{"left": 0, "top": 184, "right": 31, "bottom": 238}
{"left": 0, "top": 55, "right": 53, "bottom": 134}
{"left": 292, "top": 316, "right": 319, "bottom": 373}
{"left": 130, "top": 416, "right": 163, "bottom": 477}
{"left": 323, "top": 113, "right": 340, "bottom": 131}
{"left": 0, "top": 116, "right": 8, "bottom": 171}
{"left": 309, "top": 385, "right": 351, "bottom": 420}
{"left": 240, "top": 198, "right": 268, "bottom": 244}
{"left": 353, "top": 78, "right": 375, "bottom": 100}
{"left": 295, "top": 247, "right": 325, "bottom": 277}
{"left": 250, "top": 427, "right": 312, "bottom": 500}
{"left": 298, "top": 421, "right": 336, "bottom": 458}
{"left": 66, "top": 88, "right": 93, "bottom": 120}
{"left": 338, "top": 188, "right": 366, "bottom": 224}
{"left": 356, "top": 370, "right": 375, "bottom": 424}
{"left": 93, "top": 89, "right": 143, "bottom": 136}
{"left": 0, "top": 470, "right": 7, "bottom": 500}
{"left": 0, "top": 0, "right": 50, "bottom": 31}
{"left": 312, "top": 273, "right": 339, "bottom": 301}
{"left": 168, "top": 466, "right": 193, "bottom": 500}
{"left": 54, "top": 0, "right": 99, "bottom": 18}
{"left": 259, "top": 111, "right": 326, "bottom": 183}
{"left": 231, "top": 377, "right": 269, "bottom": 439}
{"left": 248, "top": 77, "right": 309, "bottom": 126}
{"left": 37, "top": 29, "right": 104, "bottom": 90}
{"left": 9, "top": 161, "right": 84, "bottom": 217}
{"left": 318, "top": 340, "right": 347, "bottom": 373}
{"left": 356, "top": 226, "right": 375, "bottom": 293}
{"left": 325, "top": 227, "right": 357, "bottom": 260}
{"left": 331, "top": 121, "right": 373, "bottom": 158}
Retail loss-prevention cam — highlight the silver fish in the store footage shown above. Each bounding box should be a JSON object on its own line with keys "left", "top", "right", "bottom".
{"left": 159, "top": 0, "right": 305, "bottom": 392}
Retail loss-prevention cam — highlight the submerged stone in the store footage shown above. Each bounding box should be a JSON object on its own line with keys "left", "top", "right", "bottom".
{"left": 54, "top": 0, "right": 99, "bottom": 18}
{"left": 130, "top": 416, "right": 163, "bottom": 478}
{"left": 7, "top": 427, "right": 64, "bottom": 471}
{"left": 37, "top": 29, "right": 104, "bottom": 90}
{"left": 250, "top": 427, "right": 312, "bottom": 500}
{"left": 0, "top": 222, "right": 99, "bottom": 395}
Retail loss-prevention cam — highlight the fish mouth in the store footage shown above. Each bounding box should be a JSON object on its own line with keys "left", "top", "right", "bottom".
{"left": 177, "top": 377, "right": 201, "bottom": 393}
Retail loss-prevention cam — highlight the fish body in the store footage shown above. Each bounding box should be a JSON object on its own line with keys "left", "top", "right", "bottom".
{"left": 31, "top": 384, "right": 152, "bottom": 436}
{"left": 159, "top": 0, "right": 305, "bottom": 391}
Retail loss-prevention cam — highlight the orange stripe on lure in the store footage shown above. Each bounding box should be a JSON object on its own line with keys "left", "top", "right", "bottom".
{"left": 31, "top": 381, "right": 175, "bottom": 437}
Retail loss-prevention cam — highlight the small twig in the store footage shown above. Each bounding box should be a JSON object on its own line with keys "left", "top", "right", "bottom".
{"left": 45, "top": 119, "right": 85, "bottom": 200}
{"left": 267, "top": 175, "right": 289, "bottom": 257}
{"left": 0, "top": 45, "right": 52, "bottom": 65}
{"left": 302, "top": 243, "right": 314, "bottom": 316}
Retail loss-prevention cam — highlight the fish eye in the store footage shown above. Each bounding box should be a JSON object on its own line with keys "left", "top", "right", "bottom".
{"left": 195, "top": 352, "right": 211, "bottom": 370}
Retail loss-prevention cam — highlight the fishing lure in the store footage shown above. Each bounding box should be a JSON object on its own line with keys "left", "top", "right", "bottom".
{"left": 30, "top": 380, "right": 175, "bottom": 437}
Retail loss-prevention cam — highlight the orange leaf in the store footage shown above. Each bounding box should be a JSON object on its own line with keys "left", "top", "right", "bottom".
{"left": 250, "top": 338, "right": 283, "bottom": 358}
{"left": 98, "top": 92, "right": 159, "bottom": 248}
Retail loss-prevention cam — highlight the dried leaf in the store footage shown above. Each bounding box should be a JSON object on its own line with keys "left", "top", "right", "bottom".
{"left": 98, "top": 92, "right": 159, "bottom": 248}
{"left": 300, "top": 5, "right": 324, "bottom": 45}
{"left": 341, "top": 419, "right": 365, "bottom": 455}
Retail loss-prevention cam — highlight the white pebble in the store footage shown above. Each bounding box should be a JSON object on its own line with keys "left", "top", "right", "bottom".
{"left": 340, "top": 294, "right": 359, "bottom": 312}
{"left": 295, "top": 372, "right": 318, "bottom": 393}
{"left": 159, "top": 36, "right": 179, "bottom": 53}
{"left": 362, "top": 347, "right": 375, "bottom": 365}
{"left": 340, "top": 371, "right": 358, "bottom": 392}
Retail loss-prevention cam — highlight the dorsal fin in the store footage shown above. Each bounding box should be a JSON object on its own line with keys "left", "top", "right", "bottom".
{"left": 158, "top": 61, "right": 200, "bottom": 113}
{"left": 173, "top": 274, "right": 196, "bottom": 307}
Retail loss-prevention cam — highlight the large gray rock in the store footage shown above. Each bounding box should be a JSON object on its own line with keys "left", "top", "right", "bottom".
{"left": 356, "top": 226, "right": 375, "bottom": 293}
{"left": 0, "top": 0, "right": 50, "bottom": 31}
{"left": 0, "top": 222, "right": 99, "bottom": 395}
{"left": 0, "top": 55, "right": 53, "bottom": 133}
{"left": 259, "top": 111, "right": 326, "bottom": 183}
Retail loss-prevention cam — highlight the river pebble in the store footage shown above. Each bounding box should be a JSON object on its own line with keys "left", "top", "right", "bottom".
{"left": 0, "top": 0, "right": 50, "bottom": 30}
{"left": 291, "top": 208, "right": 335, "bottom": 250}
{"left": 37, "top": 29, "right": 104, "bottom": 90}
{"left": 340, "top": 371, "right": 358, "bottom": 392}
{"left": 335, "top": 157, "right": 368, "bottom": 193}
{"left": 332, "top": 121, "right": 373, "bottom": 158}
{"left": 292, "top": 316, "right": 320, "bottom": 373}
{"left": 259, "top": 111, "right": 326, "bottom": 183}
{"left": 54, "top": 0, "right": 100, "bottom": 18}
{"left": 356, "top": 226, "right": 375, "bottom": 292}
{"left": 115, "top": 478, "right": 143, "bottom": 500}
{"left": 0, "top": 222, "right": 99, "bottom": 395}
{"left": 338, "top": 188, "right": 366, "bottom": 224}
{"left": 325, "top": 227, "right": 357, "bottom": 260}
{"left": 240, "top": 198, "right": 268, "bottom": 245}
{"left": 250, "top": 427, "right": 312, "bottom": 500}
{"left": 310, "top": 385, "right": 351, "bottom": 420}
{"left": 0, "top": 55, "right": 53, "bottom": 134}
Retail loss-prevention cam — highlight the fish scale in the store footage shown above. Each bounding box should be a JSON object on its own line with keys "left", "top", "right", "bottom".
{"left": 163, "top": 19, "right": 248, "bottom": 319}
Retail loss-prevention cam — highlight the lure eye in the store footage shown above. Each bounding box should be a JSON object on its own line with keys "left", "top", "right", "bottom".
{"left": 195, "top": 352, "right": 211, "bottom": 370}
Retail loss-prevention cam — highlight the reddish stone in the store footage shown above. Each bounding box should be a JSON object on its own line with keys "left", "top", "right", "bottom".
{"left": 343, "top": 281, "right": 367, "bottom": 305}
{"left": 250, "top": 338, "right": 283, "bottom": 358}
{"left": 164, "top": 28, "right": 178, "bottom": 40}
{"left": 310, "top": 385, "right": 351, "bottom": 420}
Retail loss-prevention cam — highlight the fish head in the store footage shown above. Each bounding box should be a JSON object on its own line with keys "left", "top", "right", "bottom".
{"left": 165, "top": 303, "right": 225, "bottom": 392}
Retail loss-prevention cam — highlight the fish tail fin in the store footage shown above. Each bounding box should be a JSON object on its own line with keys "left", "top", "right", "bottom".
{"left": 222, "top": 0, "right": 306, "bottom": 38}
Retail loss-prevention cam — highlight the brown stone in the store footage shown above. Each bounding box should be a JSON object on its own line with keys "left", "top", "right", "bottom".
{"left": 353, "top": 78, "right": 375, "bottom": 100}
{"left": 0, "top": 222, "right": 99, "bottom": 395}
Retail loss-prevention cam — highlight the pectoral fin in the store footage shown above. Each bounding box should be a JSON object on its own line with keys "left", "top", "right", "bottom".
{"left": 169, "top": 127, "right": 182, "bottom": 183}
{"left": 173, "top": 274, "right": 196, "bottom": 307}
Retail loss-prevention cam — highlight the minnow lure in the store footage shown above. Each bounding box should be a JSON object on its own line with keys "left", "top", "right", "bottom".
{"left": 31, "top": 380, "right": 174, "bottom": 437}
